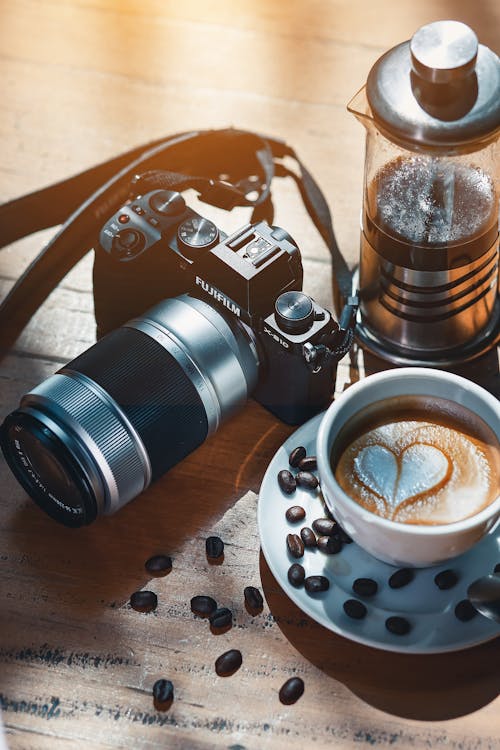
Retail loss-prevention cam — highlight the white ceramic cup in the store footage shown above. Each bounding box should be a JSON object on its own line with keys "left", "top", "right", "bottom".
{"left": 316, "top": 368, "right": 500, "bottom": 567}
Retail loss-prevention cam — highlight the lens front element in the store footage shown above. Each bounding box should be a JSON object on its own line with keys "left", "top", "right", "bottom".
{"left": 1, "top": 412, "right": 98, "bottom": 526}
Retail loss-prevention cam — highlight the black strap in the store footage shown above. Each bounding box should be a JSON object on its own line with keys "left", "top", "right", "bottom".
{"left": 0, "top": 128, "right": 354, "bottom": 352}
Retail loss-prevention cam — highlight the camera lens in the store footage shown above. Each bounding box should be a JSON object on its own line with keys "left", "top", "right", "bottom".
{"left": 0, "top": 295, "right": 259, "bottom": 526}
{"left": 2, "top": 412, "right": 98, "bottom": 526}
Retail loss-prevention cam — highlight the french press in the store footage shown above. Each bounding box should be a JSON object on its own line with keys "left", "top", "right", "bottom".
{"left": 349, "top": 20, "right": 499, "bottom": 364}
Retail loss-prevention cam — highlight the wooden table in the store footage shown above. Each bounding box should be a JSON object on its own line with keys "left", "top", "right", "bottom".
{"left": 0, "top": 2, "right": 499, "bottom": 748}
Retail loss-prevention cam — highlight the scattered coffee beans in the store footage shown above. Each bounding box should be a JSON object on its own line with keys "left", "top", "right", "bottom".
{"left": 215, "top": 649, "right": 242, "bottom": 676}
{"left": 454, "top": 599, "right": 477, "bottom": 622}
{"left": 338, "top": 527, "right": 353, "bottom": 544}
{"left": 286, "top": 506, "right": 306, "bottom": 523}
{"left": 145, "top": 554, "right": 172, "bottom": 576}
{"left": 298, "top": 455, "right": 317, "bottom": 472}
{"left": 312, "top": 518, "right": 337, "bottom": 536}
{"left": 300, "top": 527, "right": 317, "bottom": 547}
{"left": 385, "top": 616, "right": 411, "bottom": 635}
{"left": 152, "top": 678, "right": 174, "bottom": 710}
{"left": 343, "top": 599, "right": 367, "bottom": 619}
{"left": 352, "top": 578, "right": 378, "bottom": 597}
{"left": 244, "top": 585, "right": 264, "bottom": 612}
{"left": 388, "top": 568, "right": 414, "bottom": 589}
{"left": 209, "top": 607, "right": 233, "bottom": 629}
{"left": 296, "top": 471, "right": 319, "bottom": 490}
{"left": 206, "top": 535, "right": 224, "bottom": 560}
{"left": 434, "top": 569, "right": 458, "bottom": 590}
{"left": 130, "top": 590, "right": 158, "bottom": 613}
{"left": 286, "top": 533, "right": 305, "bottom": 559}
{"left": 190, "top": 595, "right": 217, "bottom": 618}
{"left": 317, "top": 535, "right": 342, "bottom": 554}
{"left": 288, "top": 563, "right": 306, "bottom": 587}
{"left": 289, "top": 446, "right": 307, "bottom": 468}
{"left": 278, "top": 469, "right": 297, "bottom": 494}
{"left": 279, "top": 677, "right": 305, "bottom": 705}
{"left": 304, "top": 575, "right": 330, "bottom": 593}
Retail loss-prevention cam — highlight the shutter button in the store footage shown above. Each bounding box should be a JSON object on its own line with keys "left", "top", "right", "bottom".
{"left": 275, "top": 291, "right": 315, "bottom": 334}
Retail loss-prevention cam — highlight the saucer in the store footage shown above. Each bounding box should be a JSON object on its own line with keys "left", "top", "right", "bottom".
{"left": 258, "top": 412, "right": 500, "bottom": 654}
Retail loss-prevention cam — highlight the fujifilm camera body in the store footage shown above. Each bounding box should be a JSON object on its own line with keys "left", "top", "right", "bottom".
{"left": 94, "top": 187, "right": 344, "bottom": 425}
{"left": 1, "top": 185, "right": 353, "bottom": 526}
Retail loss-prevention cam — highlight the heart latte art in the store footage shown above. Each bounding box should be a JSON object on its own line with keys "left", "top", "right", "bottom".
{"left": 334, "top": 397, "right": 500, "bottom": 525}
{"left": 354, "top": 442, "right": 451, "bottom": 510}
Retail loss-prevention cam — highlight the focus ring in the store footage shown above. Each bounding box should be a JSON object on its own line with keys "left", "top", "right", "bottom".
{"left": 65, "top": 326, "right": 210, "bottom": 481}
{"left": 23, "top": 373, "right": 148, "bottom": 513}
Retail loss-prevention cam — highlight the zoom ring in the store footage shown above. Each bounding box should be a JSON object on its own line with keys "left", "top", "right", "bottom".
{"left": 23, "top": 373, "right": 149, "bottom": 513}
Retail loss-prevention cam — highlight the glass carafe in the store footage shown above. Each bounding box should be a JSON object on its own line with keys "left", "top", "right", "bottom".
{"left": 349, "top": 21, "right": 500, "bottom": 364}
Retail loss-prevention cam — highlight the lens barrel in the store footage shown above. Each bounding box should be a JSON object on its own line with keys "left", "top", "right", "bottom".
{"left": 1, "top": 295, "right": 259, "bottom": 526}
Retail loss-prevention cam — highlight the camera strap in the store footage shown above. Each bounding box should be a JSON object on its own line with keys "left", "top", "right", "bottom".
{"left": 0, "top": 128, "right": 355, "bottom": 352}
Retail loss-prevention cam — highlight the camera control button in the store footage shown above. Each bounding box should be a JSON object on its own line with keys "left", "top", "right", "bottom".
{"left": 112, "top": 229, "right": 146, "bottom": 259}
{"left": 118, "top": 213, "right": 130, "bottom": 224}
{"left": 177, "top": 217, "right": 219, "bottom": 257}
{"left": 148, "top": 216, "right": 160, "bottom": 227}
{"left": 149, "top": 190, "right": 186, "bottom": 216}
{"left": 132, "top": 205, "right": 145, "bottom": 215}
{"left": 275, "top": 291, "right": 314, "bottom": 334}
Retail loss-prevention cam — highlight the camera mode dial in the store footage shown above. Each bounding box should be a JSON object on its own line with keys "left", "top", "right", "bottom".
{"left": 148, "top": 190, "right": 186, "bottom": 216}
{"left": 177, "top": 217, "right": 219, "bottom": 258}
{"left": 275, "top": 291, "right": 316, "bottom": 334}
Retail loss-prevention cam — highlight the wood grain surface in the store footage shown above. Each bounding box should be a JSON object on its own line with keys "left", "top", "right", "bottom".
{"left": 0, "top": 2, "right": 499, "bottom": 749}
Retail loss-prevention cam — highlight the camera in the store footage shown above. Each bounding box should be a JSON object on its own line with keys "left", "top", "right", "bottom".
{"left": 1, "top": 188, "right": 354, "bottom": 527}
{"left": 93, "top": 187, "right": 228, "bottom": 337}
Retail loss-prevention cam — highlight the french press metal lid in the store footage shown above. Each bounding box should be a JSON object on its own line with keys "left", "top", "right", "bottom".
{"left": 366, "top": 20, "right": 500, "bottom": 149}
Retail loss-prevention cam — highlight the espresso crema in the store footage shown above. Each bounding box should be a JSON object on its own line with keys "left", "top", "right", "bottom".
{"left": 333, "top": 395, "right": 500, "bottom": 525}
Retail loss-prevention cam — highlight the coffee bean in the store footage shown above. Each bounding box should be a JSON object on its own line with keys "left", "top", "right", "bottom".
{"left": 304, "top": 575, "right": 330, "bottom": 593}
{"left": 278, "top": 469, "right": 297, "bottom": 494}
{"left": 152, "top": 678, "right": 174, "bottom": 710}
{"left": 288, "top": 563, "right": 305, "bottom": 587}
{"left": 206, "top": 535, "right": 224, "bottom": 560}
{"left": 494, "top": 563, "right": 500, "bottom": 574}
{"left": 296, "top": 471, "right": 319, "bottom": 490}
{"left": 190, "top": 595, "right": 217, "bottom": 617}
{"left": 317, "top": 535, "right": 342, "bottom": 554}
{"left": 298, "top": 455, "right": 317, "bottom": 472}
{"left": 279, "top": 677, "right": 305, "bottom": 705}
{"left": 244, "top": 585, "right": 264, "bottom": 612}
{"left": 385, "top": 616, "right": 411, "bottom": 635}
{"left": 388, "top": 568, "right": 414, "bottom": 589}
{"left": 434, "top": 569, "right": 458, "bottom": 590}
{"left": 352, "top": 578, "right": 378, "bottom": 597}
{"left": 454, "top": 599, "right": 477, "bottom": 622}
{"left": 130, "top": 590, "right": 158, "bottom": 613}
{"left": 343, "top": 599, "right": 367, "bottom": 619}
{"left": 286, "top": 505, "right": 306, "bottom": 523}
{"left": 312, "top": 518, "right": 337, "bottom": 536}
{"left": 286, "top": 533, "right": 304, "bottom": 559}
{"left": 289, "top": 446, "right": 306, "bottom": 468}
{"left": 338, "top": 527, "right": 353, "bottom": 544}
{"left": 300, "top": 527, "right": 317, "bottom": 547}
{"left": 145, "top": 554, "right": 172, "bottom": 576}
{"left": 209, "top": 607, "right": 233, "bottom": 629}
{"left": 215, "top": 649, "right": 242, "bottom": 676}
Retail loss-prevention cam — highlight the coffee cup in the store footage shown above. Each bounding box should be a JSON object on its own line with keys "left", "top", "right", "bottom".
{"left": 316, "top": 368, "right": 500, "bottom": 567}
